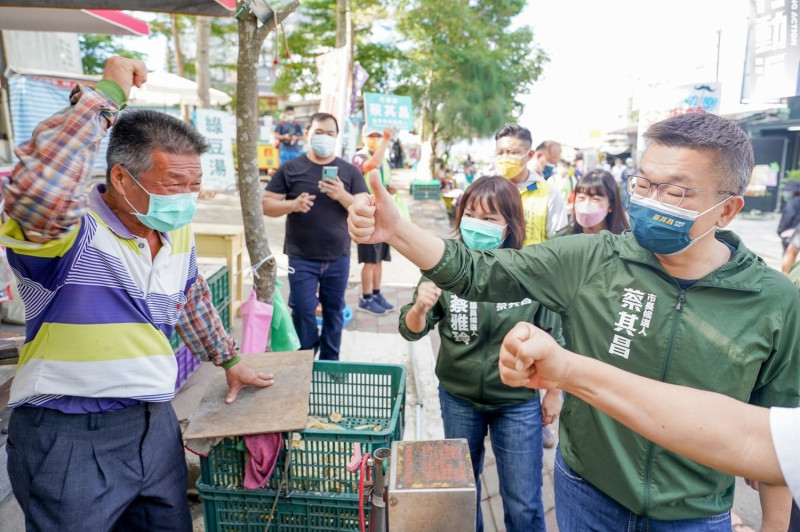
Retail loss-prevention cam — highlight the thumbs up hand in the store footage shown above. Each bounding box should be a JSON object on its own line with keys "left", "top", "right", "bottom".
{"left": 348, "top": 169, "right": 402, "bottom": 245}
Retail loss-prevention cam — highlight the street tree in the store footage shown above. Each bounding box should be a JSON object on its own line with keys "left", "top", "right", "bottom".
{"left": 396, "top": 0, "right": 547, "bottom": 172}
{"left": 272, "top": 0, "right": 402, "bottom": 99}
{"left": 79, "top": 35, "right": 146, "bottom": 75}
{"left": 147, "top": 14, "right": 191, "bottom": 76}
{"left": 237, "top": 1, "right": 300, "bottom": 305}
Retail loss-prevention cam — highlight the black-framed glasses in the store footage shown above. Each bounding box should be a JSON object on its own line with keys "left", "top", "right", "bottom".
{"left": 627, "top": 175, "right": 736, "bottom": 208}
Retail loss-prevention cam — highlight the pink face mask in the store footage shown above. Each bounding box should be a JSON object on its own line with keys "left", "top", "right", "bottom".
{"left": 574, "top": 201, "right": 608, "bottom": 228}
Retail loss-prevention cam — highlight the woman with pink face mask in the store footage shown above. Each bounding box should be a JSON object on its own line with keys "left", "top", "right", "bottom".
{"left": 559, "top": 169, "right": 629, "bottom": 236}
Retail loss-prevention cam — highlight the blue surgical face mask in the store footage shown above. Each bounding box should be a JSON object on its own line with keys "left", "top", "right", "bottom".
{"left": 628, "top": 194, "right": 727, "bottom": 255}
{"left": 310, "top": 134, "right": 336, "bottom": 157}
{"left": 459, "top": 216, "right": 506, "bottom": 251}
{"left": 542, "top": 163, "right": 555, "bottom": 179}
{"left": 122, "top": 168, "right": 198, "bottom": 233}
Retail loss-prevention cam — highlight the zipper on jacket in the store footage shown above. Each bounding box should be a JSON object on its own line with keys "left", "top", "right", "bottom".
{"left": 479, "top": 308, "right": 491, "bottom": 401}
{"left": 642, "top": 289, "right": 685, "bottom": 515}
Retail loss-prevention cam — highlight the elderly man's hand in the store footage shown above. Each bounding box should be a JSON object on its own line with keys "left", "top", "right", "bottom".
{"left": 348, "top": 170, "right": 401, "bottom": 244}
{"left": 102, "top": 56, "right": 147, "bottom": 99}
{"left": 498, "top": 322, "right": 570, "bottom": 390}
{"left": 224, "top": 361, "right": 275, "bottom": 404}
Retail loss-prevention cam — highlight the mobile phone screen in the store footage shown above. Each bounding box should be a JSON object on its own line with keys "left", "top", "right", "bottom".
{"left": 322, "top": 166, "right": 339, "bottom": 181}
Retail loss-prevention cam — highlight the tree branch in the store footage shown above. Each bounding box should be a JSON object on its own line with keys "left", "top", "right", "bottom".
{"left": 254, "top": 0, "right": 300, "bottom": 42}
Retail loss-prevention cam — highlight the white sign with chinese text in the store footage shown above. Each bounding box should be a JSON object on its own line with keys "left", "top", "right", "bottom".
{"left": 195, "top": 109, "right": 236, "bottom": 192}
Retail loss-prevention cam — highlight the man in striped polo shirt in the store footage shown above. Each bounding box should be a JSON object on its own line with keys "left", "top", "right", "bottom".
{"left": 1, "top": 57, "right": 273, "bottom": 531}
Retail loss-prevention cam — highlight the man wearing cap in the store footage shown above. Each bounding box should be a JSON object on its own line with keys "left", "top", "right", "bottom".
{"left": 274, "top": 106, "right": 303, "bottom": 167}
{"left": 352, "top": 127, "right": 397, "bottom": 315}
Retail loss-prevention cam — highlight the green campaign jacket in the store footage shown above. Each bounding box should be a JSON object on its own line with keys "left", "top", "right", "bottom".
{"left": 398, "top": 276, "right": 564, "bottom": 411}
{"left": 424, "top": 230, "right": 800, "bottom": 520}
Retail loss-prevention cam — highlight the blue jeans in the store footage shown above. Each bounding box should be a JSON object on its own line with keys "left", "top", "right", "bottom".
{"left": 287, "top": 256, "right": 349, "bottom": 361}
{"left": 438, "top": 386, "right": 545, "bottom": 532}
{"left": 279, "top": 148, "right": 301, "bottom": 166}
{"left": 554, "top": 449, "right": 731, "bottom": 531}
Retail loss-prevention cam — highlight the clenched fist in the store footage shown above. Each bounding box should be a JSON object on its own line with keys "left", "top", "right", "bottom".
{"left": 102, "top": 56, "right": 147, "bottom": 99}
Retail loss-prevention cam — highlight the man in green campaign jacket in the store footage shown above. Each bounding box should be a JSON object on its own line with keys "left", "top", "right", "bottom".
{"left": 348, "top": 112, "right": 800, "bottom": 530}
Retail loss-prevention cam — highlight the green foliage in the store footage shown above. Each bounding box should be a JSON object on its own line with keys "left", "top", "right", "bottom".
{"left": 785, "top": 169, "right": 800, "bottom": 181}
{"left": 272, "top": 0, "right": 403, "bottom": 97}
{"left": 395, "top": 0, "right": 547, "bottom": 144}
{"left": 79, "top": 35, "right": 147, "bottom": 75}
{"left": 147, "top": 14, "right": 192, "bottom": 76}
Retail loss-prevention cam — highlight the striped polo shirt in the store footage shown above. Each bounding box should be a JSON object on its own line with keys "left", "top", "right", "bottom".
{"left": 1, "top": 184, "right": 197, "bottom": 407}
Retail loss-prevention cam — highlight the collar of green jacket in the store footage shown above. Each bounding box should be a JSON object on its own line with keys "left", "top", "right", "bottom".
{"left": 615, "top": 230, "right": 763, "bottom": 293}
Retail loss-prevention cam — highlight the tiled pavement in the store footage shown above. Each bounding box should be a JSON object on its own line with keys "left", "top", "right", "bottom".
{"left": 339, "top": 282, "right": 559, "bottom": 532}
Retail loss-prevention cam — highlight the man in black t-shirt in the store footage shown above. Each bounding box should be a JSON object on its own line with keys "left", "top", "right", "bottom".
{"left": 262, "top": 113, "right": 368, "bottom": 361}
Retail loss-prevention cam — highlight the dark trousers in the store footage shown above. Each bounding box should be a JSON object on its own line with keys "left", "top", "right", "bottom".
{"left": 6, "top": 402, "right": 191, "bottom": 532}
{"left": 288, "top": 255, "right": 349, "bottom": 361}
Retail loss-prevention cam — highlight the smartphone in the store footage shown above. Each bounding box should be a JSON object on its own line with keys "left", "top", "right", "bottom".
{"left": 320, "top": 166, "right": 338, "bottom": 194}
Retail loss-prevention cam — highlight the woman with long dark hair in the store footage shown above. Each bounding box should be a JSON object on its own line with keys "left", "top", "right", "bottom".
{"left": 562, "top": 169, "right": 629, "bottom": 235}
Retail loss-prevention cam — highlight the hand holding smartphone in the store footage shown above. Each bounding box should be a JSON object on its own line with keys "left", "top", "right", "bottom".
{"left": 320, "top": 166, "right": 338, "bottom": 194}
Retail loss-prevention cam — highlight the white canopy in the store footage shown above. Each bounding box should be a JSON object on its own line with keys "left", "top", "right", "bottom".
{"left": 128, "top": 71, "right": 232, "bottom": 108}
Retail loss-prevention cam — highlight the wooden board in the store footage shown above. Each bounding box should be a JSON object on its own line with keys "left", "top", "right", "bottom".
{"left": 183, "top": 350, "right": 314, "bottom": 440}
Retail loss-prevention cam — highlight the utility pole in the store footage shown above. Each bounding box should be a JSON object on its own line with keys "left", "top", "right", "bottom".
{"left": 334, "top": 0, "right": 353, "bottom": 157}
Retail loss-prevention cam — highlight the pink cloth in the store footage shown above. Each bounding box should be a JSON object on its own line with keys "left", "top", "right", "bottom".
{"left": 243, "top": 432, "right": 282, "bottom": 489}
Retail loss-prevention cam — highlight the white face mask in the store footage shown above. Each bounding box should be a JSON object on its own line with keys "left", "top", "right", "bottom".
{"left": 310, "top": 134, "right": 336, "bottom": 157}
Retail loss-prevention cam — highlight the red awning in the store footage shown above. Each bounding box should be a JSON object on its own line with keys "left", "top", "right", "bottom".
{"left": 0, "top": 7, "right": 149, "bottom": 36}
{"left": 0, "top": 1, "right": 235, "bottom": 17}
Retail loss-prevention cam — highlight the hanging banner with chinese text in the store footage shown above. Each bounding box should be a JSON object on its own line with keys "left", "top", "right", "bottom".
{"left": 195, "top": 109, "right": 236, "bottom": 191}
{"left": 742, "top": 0, "right": 800, "bottom": 102}
{"left": 363, "top": 92, "right": 414, "bottom": 131}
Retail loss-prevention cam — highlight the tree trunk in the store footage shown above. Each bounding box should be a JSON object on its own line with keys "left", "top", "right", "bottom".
{"left": 236, "top": 1, "right": 300, "bottom": 307}
{"left": 429, "top": 119, "right": 439, "bottom": 178}
{"left": 336, "top": 0, "right": 348, "bottom": 48}
{"left": 196, "top": 17, "right": 212, "bottom": 109}
{"left": 171, "top": 14, "right": 185, "bottom": 77}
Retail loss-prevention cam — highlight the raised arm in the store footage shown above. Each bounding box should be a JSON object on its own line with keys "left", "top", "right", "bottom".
{"left": 4, "top": 57, "right": 146, "bottom": 243}
{"left": 348, "top": 170, "right": 445, "bottom": 270}
{"left": 498, "top": 323, "right": 785, "bottom": 486}
{"left": 361, "top": 128, "right": 393, "bottom": 174}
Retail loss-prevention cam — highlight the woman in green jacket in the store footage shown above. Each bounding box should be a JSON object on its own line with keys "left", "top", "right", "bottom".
{"left": 399, "top": 175, "right": 563, "bottom": 532}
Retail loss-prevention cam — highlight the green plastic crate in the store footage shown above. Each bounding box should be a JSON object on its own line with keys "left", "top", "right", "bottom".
{"left": 170, "top": 330, "right": 183, "bottom": 350}
{"left": 198, "top": 484, "right": 368, "bottom": 532}
{"left": 200, "top": 361, "right": 405, "bottom": 496}
{"left": 207, "top": 266, "right": 231, "bottom": 310}
{"left": 218, "top": 301, "right": 232, "bottom": 333}
{"left": 411, "top": 180, "right": 440, "bottom": 200}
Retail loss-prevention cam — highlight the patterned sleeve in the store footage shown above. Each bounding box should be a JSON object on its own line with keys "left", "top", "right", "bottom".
{"left": 175, "top": 274, "right": 237, "bottom": 365}
{"left": 3, "top": 85, "right": 118, "bottom": 240}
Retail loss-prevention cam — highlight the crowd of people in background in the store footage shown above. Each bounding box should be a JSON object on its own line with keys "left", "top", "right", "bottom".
{"left": 259, "top": 103, "right": 800, "bottom": 530}
{"left": 5, "top": 61, "right": 800, "bottom": 529}
{"left": 347, "top": 111, "right": 800, "bottom": 531}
